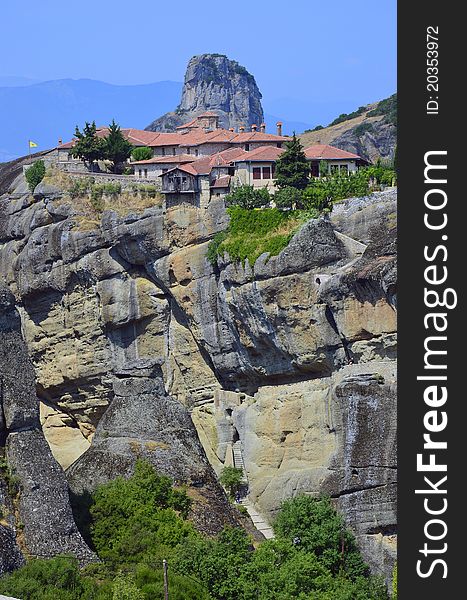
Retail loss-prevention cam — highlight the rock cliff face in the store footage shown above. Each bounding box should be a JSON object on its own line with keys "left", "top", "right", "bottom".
{"left": 0, "top": 175, "right": 397, "bottom": 580}
{"left": 0, "top": 285, "right": 95, "bottom": 574}
{"left": 145, "top": 54, "right": 264, "bottom": 132}
{"left": 299, "top": 97, "right": 397, "bottom": 163}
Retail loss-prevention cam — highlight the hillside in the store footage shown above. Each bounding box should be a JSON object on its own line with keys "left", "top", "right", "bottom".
{"left": 299, "top": 94, "right": 397, "bottom": 163}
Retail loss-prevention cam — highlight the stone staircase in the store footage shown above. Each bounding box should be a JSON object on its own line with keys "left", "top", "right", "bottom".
{"left": 231, "top": 441, "right": 275, "bottom": 539}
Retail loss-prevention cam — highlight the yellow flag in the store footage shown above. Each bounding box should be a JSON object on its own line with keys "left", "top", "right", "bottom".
{"left": 29, "top": 140, "right": 38, "bottom": 148}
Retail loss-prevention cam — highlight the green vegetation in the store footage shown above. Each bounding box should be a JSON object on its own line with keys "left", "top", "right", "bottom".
{"left": 25, "top": 159, "right": 46, "bottom": 192}
{"left": 274, "top": 134, "right": 310, "bottom": 190}
{"left": 224, "top": 184, "right": 270, "bottom": 209}
{"left": 70, "top": 120, "right": 135, "bottom": 171}
{"left": 273, "top": 186, "right": 304, "bottom": 210}
{"left": 90, "top": 460, "right": 193, "bottom": 565}
{"left": 0, "top": 461, "right": 388, "bottom": 599}
{"left": 70, "top": 121, "right": 107, "bottom": 169}
{"left": 368, "top": 94, "right": 397, "bottom": 126}
{"left": 131, "top": 147, "right": 153, "bottom": 162}
{"left": 219, "top": 466, "right": 244, "bottom": 499}
{"left": 207, "top": 206, "right": 300, "bottom": 267}
{"left": 104, "top": 119, "right": 134, "bottom": 173}
{"left": 354, "top": 122, "right": 374, "bottom": 138}
{"left": 328, "top": 106, "right": 367, "bottom": 127}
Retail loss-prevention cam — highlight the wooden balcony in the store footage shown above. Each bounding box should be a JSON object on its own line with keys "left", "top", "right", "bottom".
{"left": 161, "top": 176, "right": 198, "bottom": 193}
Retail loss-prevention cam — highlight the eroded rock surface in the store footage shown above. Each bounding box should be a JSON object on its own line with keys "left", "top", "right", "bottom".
{"left": 0, "top": 183, "right": 397, "bottom": 579}
{"left": 0, "top": 285, "right": 94, "bottom": 570}
{"left": 146, "top": 54, "right": 264, "bottom": 132}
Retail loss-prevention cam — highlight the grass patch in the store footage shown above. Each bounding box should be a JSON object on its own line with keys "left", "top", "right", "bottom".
{"left": 42, "top": 168, "right": 163, "bottom": 231}
{"left": 208, "top": 207, "right": 317, "bottom": 267}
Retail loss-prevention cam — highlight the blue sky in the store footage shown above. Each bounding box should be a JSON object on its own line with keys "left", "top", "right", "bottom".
{"left": 1, "top": 0, "right": 396, "bottom": 124}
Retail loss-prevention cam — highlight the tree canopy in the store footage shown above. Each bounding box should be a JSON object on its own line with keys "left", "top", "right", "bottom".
{"left": 104, "top": 120, "right": 133, "bottom": 173}
{"left": 274, "top": 134, "right": 310, "bottom": 190}
{"left": 70, "top": 121, "right": 106, "bottom": 168}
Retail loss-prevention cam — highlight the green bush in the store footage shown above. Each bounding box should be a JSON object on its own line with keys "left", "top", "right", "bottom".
{"left": 0, "top": 556, "right": 106, "bottom": 600}
{"left": 112, "top": 573, "right": 144, "bottom": 600}
{"left": 131, "top": 147, "right": 153, "bottom": 162}
{"left": 90, "top": 460, "right": 193, "bottom": 564}
{"left": 224, "top": 184, "right": 271, "bottom": 209}
{"left": 273, "top": 186, "right": 304, "bottom": 210}
{"left": 25, "top": 160, "right": 46, "bottom": 192}
{"left": 219, "top": 466, "right": 244, "bottom": 499}
{"left": 273, "top": 495, "right": 368, "bottom": 579}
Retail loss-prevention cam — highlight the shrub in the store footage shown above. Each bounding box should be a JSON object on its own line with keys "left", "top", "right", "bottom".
{"left": 90, "top": 460, "right": 193, "bottom": 564}
{"left": 224, "top": 184, "right": 271, "bottom": 209}
{"left": 131, "top": 147, "right": 153, "bottom": 162}
{"left": 273, "top": 495, "right": 369, "bottom": 579}
{"left": 0, "top": 556, "right": 101, "bottom": 600}
{"left": 219, "top": 466, "right": 244, "bottom": 499}
{"left": 112, "top": 573, "right": 144, "bottom": 600}
{"left": 273, "top": 186, "right": 304, "bottom": 210}
{"left": 25, "top": 160, "right": 46, "bottom": 192}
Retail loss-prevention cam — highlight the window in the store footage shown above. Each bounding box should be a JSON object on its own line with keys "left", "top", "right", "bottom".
{"left": 139, "top": 169, "right": 142, "bottom": 178}
{"left": 272, "top": 164, "right": 276, "bottom": 177}
{"left": 245, "top": 143, "right": 250, "bottom": 151}
{"left": 340, "top": 164, "right": 349, "bottom": 173}
{"left": 277, "top": 143, "right": 282, "bottom": 148}
{"left": 262, "top": 166, "right": 271, "bottom": 179}
{"left": 253, "top": 167, "right": 261, "bottom": 180}
{"left": 144, "top": 169, "right": 148, "bottom": 178}
{"left": 173, "top": 148, "right": 176, "bottom": 155}
{"left": 195, "top": 149, "right": 199, "bottom": 156}
{"left": 331, "top": 165, "right": 339, "bottom": 174}
{"left": 162, "top": 148, "right": 166, "bottom": 156}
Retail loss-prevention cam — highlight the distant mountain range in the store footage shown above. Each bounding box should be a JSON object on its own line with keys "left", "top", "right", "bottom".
{"left": 0, "top": 78, "right": 313, "bottom": 162}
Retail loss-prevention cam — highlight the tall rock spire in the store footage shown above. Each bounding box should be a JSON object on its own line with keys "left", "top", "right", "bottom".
{"left": 145, "top": 54, "right": 264, "bottom": 132}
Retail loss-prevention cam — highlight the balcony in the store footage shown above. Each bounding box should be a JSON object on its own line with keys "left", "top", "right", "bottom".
{"left": 161, "top": 175, "right": 198, "bottom": 193}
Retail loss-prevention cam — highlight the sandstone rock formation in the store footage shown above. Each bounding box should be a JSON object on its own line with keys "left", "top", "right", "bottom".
{"left": 0, "top": 284, "right": 95, "bottom": 573}
{"left": 0, "top": 174, "right": 397, "bottom": 581}
{"left": 146, "top": 54, "right": 264, "bottom": 132}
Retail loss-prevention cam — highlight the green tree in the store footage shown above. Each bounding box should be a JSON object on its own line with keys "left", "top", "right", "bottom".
{"left": 319, "top": 159, "right": 329, "bottom": 177}
{"left": 273, "top": 186, "right": 304, "bottom": 210}
{"left": 219, "top": 466, "right": 244, "bottom": 499}
{"left": 90, "top": 460, "right": 193, "bottom": 564}
{"left": 273, "top": 495, "right": 369, "bottom": 579}
{"left": 224, "top": 184, "right": 271, "bottom": 209}
{"left": 104, "top": 120, "right": 134, "bottom": 173}
{"left": 70, "top": 121, "right": 106, "bottom": 170}
{"left": 274, "top": 134, "right": 310, "bottom": 190}
{"left": 131, "top": 146, "right": 153, "bottom": 162}
{"left": 25, "top": 159, "right": 46, "bottom": 192}
{"left": 0, "top": 556, "right": 102, "bottom": 600}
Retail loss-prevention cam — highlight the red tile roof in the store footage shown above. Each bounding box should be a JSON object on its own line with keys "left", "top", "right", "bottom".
{"left": 211, "top": 175, "right": 231, "bottom": 188}
{"left": 58, "top": 127, "right": 288, "bottom": 153}
{"left": 232, "top": 145, "right": 284, "bottom": 162}
{"left": 304, "top": 144, "right": 362, "bottom": 160}
{"left": 130, "top": 154, "right": 195, "bottom": 165}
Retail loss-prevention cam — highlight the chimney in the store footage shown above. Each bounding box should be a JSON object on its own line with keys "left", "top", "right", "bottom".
{"left": 276, "top": 121, "right": 283, "bottom": 136}
{"left": 58, "top": 138, "right": 63, "bottom": 146}
{"left": 260, "top": 123, "right": 266, "bottom": 133}
{"left": 251, "top": 124, "right": 257, "bottom": 132}
{"left": 239, "top": 125, "right": 245, "bottom": 133}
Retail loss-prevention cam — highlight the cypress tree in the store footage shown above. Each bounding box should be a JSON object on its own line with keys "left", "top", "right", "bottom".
{"left": 274, "top": 133, "right": 310, "bottom": 190}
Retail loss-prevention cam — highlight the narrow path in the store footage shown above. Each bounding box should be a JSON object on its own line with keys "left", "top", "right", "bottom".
{"left": 232, "top": 441, "right": 275, "bottom": 539}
